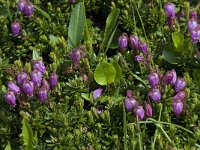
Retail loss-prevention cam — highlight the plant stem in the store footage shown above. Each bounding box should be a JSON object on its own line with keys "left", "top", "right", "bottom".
{"left": 151, "top": 103, "right": 163, "bottom": 150}
{"left": 136, "top": 116, "right": 143, "bottom": 150}
{"left": 123, "top": 103, "right": 128, "bottom": 150}
{"left": 118, "top": 53, "right": 147, "bottom": 85}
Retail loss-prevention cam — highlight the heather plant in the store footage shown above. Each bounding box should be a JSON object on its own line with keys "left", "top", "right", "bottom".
{"left": 0, "top": 0, "right": 200, "bottom": 149}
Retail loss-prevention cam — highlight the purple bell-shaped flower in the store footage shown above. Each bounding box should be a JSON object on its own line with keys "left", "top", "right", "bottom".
{"left": 25, "top": 1, "right": 34, "bottom": 17}
{"left": 32, "top": 60, "right": 46, "bottom": 74}
{"left": 22, "top": 80, "right": 34, "bottom": 97}
{"left": 70, "top": 49, "right": 81, "bottom": 66}
{"left": 118, "top": 33, "right": 128, "bottom": 50}
{"left": 135, "top": 106, "right": 145, "bottom": 120}
{"left": 174, "top": 78, "right": 186, "bottom": 93}
{"left": 164, "top": 69, "right": 177, "bottom": 85}
{"left": 172, "top": 100, "right": 183, "bottom": 116}
{"left": 17, "top": 71, "right": 28, "bottom": 85}
{"left": 145, "top": 103, "right": 152, "bottom": 117}
{"left": 187, "top": 19, "right": 198, "bottom": 32}
{"left": 135, "top": 55, "right": 144, "bottom": 62}
{"left": 17, "top": 0, "right": 26, "bottom": 14}
{"left": 50, "top": 73, "right": 58, "bottom": 89}
{"left": 31, "top": 70, "right": 42, "bottom": 87}
{"left": 148, "top": 72, "right": 160, "bottom": 88}
{"left": 164, "top": 2, "right": 176, "bottom": 18}
{"left": 38, "top": 87, "right": 48, "bottom": 103}
{"left": 148, "top": 88, "right": 161, "bottom": 103}
{"left": 138, "top": 41, "right": 148, "bottom": 55}
{"left": 5, "top": 91, "right": 16, "bottom": 107}
{"left": 11, "top": 21, "right": 20, "bottom": 37}
{"left": 93, "top": 88, "right": 103, "bottom": 100}
{"left": 129, "top": 35, "right": 139, "bottom": 49}
{"left": 8, "top": 82, "right": 21, "bottom": 94}
{"left": 173, "top": 91, "right": 186, "bottom": 101}
{"left": 42, "top": 79, "right": 50, "bottom": 91}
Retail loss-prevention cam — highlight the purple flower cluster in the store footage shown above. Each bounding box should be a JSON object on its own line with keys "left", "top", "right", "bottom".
{"left": 11, "top": 1, "right": 34, "bottom": 37}
{"left": 118, "top": 33, "right": 149, "bottom": 55}
{"left": 124, "top": 90, "right": 152, "bottom": 120}
{"left": 4, "top": 60, "right": 58, "bottom": 107}
{"left": 164, "top": 2, "right": 176, "bottom": 28}
{"left": 146, "top": 69, "right": 187, "bottom": 116}
{"left": 17, "top": 0, "right": 34, "bottom": 17}
{"left": 187, "top": 11, "right": 200, "bottom": 43}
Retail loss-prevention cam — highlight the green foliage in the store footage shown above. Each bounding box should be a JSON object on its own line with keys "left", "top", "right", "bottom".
{"left": 0, "top": 0, "right": 200, "bottom": 149}
{"left": 68, "top": 2, "right": 85, "bottom": 49}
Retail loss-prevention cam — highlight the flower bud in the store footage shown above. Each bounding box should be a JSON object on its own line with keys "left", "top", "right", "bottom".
{"left": 187, "top": 19, "right": 198, "bottom": 32}
{"left": 8, "top": 82, "right": 21, "bottom": 94}
{"left": 11, "top": 21, "right": 20, "bottom": 37}
{"left": 25, "top": 1, "right": 34, "bottom": 17}
{"left": 17, "top": 0, "right": 26, "bottom": 14}
{"left": 164, "top": 69, "right": 177, "bottom": 85}
{"left": 176, "top": 8, "right": 185, "bottom": 20}
{"left": 148, "top": 72, "right": 160, "bottom": 88}
{"left": 174, "top": 78, "right": 186, "bottom": 93}
{"left": 189, "top": 10, "right": 197, "bottom": 20}
{"left": 148, "top": 88, "right": 161, "bottom": 102}
{"left": 135, "top": 106, "right": 145, "bottom": 120}
{"left": 138, "top": 41, "right": 148, "bottom": 55}
{"left": 22, "top": 80, "right": 34, "bottom": 97}
{"left": 190, "top": 26, "right": 200, "bottom": 43}
{"left": 70, "top": 49, "right": 81, "bottom": 65}
{"left": 172, "top": 100, "right": 183, "bottom": 116}
{"left": 32, "top": 60, "right": 46, "bottom": 74}
{"left": 145, "top": 103, "right": 152, "bottom": 117}
{"left": 17, "top": 71, "right": 28, "bottom": 85}
{"left": 31, "top": 70, "right": 42, "bottom": 87}
{"left": 38, "top": 87, "right": 48, "bottom": 103}
{"left": 118, "top": 33, "right": 128, "bottom": 50}
{"left": 42, "top": 79, "right": 50, "bottom": 91}
{"left": 69, "top": 0, "right": 75, "bottom": 3}
{"left": 5, "top": 91, "right": 16, "bottom": 107}
{"left": 173, "top": 91, "right": 186, "bottom": 101}
{"left": 96, "top": 106, "right": 104, "bottom": 115}
{"left": 164, "top": 2, "right": 176, "bottom": 18}
{"left": 129, "top": 35, "right": 139, "bottom": 49}
{"left": 124, "top": 96, "right": 137, "bottom": 112}
{"left": 93, "top": 88, "right": 102, "bottom": 100}
{"left": 50, "top": 73, "right": 58, "bottom": 88}
{"left": 135, "top": 55, "right": 144, "bottom": 62}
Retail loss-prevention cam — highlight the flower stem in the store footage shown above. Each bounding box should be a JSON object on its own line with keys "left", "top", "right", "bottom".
{"left": 137, "top": 116, "right": 143, "bottom": 150}
{"left": 123, "top": 103, "right": 128, "bottom": 150}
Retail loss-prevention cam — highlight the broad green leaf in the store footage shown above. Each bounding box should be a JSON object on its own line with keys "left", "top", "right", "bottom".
{"left": 109, "top": 61, "right": 122, "bottom": 82}
{"left": 162, "top": 50, "right": 181, "bottom": 64}
{"left": 102, "top": 8, "right": 120, "bottom": 49}
{"left": 4, "top": 141, "right": 11, "bottom": 150}
{"left": 94, "top": 62, "right": 116, "bottom": 85}
{"left": 22, "top": 119, "right": 33, "bottom": 150}
{"left": 172, "top": 32, "right": 184, "bottom": 48}
{"left": 32, "top": 50, "right": 39, "bottom": 60}
{"left": 68, "top": 2, "right": 85, "bottom": 49}
{"left": 34, "top": 5, "right": 51, "bottom": 21}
